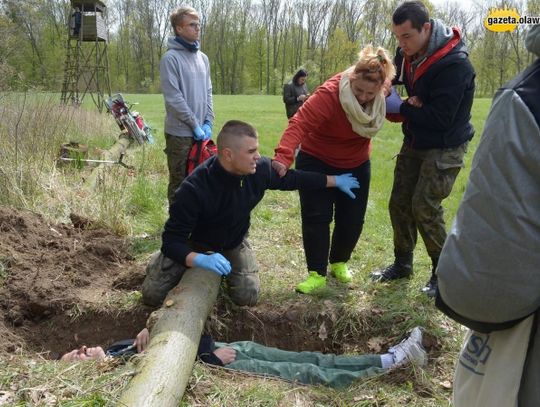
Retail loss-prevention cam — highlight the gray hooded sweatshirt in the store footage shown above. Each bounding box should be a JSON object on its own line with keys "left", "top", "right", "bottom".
{"left": 436, "top": 25, "right": 540, "bottom": 407}
{"left": 160, "top": 37, "right": 214, "bottom": 138}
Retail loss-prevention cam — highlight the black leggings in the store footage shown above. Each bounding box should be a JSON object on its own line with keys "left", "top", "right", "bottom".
{"left": 296, "top": 151, "right": 371, "bottom": 275}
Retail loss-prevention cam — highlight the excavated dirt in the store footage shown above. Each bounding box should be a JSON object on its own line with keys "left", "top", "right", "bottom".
{"left": 0, "top": 206, "right": 430, "bottom": 362}
{"left": 0, "top": 206, "right": 339, "bottom": 360}
{"left": 0, "top": 206, "right": 151, "bottom": 357}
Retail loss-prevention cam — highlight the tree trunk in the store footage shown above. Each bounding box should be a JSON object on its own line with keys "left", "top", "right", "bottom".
{"left": 84, "top": 135, "right": 132, "bottom": 189}
{"left": 118, "top": 267, "right": 221, "bottom": 407}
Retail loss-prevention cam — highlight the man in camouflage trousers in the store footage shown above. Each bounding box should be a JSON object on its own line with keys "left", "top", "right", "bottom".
{"left": 371, "top": 1, "right": 475, "bottom": 297}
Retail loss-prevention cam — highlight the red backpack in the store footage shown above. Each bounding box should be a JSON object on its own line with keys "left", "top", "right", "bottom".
{"left": 186, "top": 139, "right": 218, "bottom": 175}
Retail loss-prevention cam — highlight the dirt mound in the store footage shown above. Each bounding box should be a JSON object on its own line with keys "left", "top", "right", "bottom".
{"left": 0, "top": 206, "right": 433, "bottom": 363}
{"left": 0, "top": 206, "right": 150, "bottom": 356}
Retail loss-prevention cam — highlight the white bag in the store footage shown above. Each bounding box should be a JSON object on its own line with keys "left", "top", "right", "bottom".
{"left": 453, "top": 315, "right": 534, "bottom": 407}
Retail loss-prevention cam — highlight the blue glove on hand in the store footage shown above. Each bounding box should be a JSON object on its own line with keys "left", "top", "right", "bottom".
{"left": 201, "top": 121, "right": 212, "bottom": 141}
{"left": 193, "top": 126, "right": 205, "bottom": 141}
{"left": 335, "top": 173, "right": 360, "bottom": 199}
{"left": 193, "top": 253, "right": 231, "bottom": 276}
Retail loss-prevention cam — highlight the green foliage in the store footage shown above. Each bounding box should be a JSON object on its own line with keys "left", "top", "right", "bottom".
{"left": 127, "top": 172, "right": 168, "bottom": 236}
{"left": 0, "top": 0, "right": 535, "bottom": 97}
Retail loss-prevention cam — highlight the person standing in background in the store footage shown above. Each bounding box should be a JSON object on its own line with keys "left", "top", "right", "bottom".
{"left": 283, "top": 69, "right": 309, "bottom": 119}
{"left": 161, "top": 6, "right": 214, "bottom": 205}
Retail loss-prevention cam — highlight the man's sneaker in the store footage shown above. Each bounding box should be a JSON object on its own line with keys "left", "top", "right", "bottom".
{"left": 371, "top": 263, "right": 412, "bottom": 282}
{"left": 421, "top": 274, "right": 438, "bottom": 298}
{"left": 388, "top": 327, "right": 427, "bottom": 367}
{"left": 296, "top": 272, "right": 327, "bottom": 294}
{"left": 330, "top": 262, "right": 352, "bottom": 283}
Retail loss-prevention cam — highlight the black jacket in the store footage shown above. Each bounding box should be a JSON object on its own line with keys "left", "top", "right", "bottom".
{"left": 105, "top": 334, "right": 224, "bottom": 366}
{"left": 162, "top": 156, "right": 326, "bottom": 265}
{"left": 283, "top": 82, "right": 308, "bottom": 118}
{"left": 394, "top": 29, "right": 475, "bottom": 150}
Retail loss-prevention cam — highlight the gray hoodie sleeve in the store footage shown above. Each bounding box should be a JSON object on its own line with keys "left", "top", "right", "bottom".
{"left": 160, "top": 51, "right": 198, "bottom": 130}
{"left": 203, "top": 54, "right": 214, "bottom": 124}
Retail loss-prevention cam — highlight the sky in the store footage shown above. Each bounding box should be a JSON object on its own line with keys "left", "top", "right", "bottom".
{"left": 429, "top": 0, "right": 479, "bottom": 13}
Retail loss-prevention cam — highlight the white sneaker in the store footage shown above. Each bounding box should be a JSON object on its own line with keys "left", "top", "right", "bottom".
{"left": 388, "top": 327, "right": 427, "bottom": 367}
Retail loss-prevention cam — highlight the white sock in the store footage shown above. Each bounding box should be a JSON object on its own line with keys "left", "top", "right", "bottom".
{"left": 380, "top": 353, "right": 394, "bottom": 369}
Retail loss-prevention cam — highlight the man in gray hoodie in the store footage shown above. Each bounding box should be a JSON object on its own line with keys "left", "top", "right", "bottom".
{"left": 436, "top": 24, "right": 540, "bottom": 407}
{"left": 161, "top": 6, "right": 214, "bottom": 205}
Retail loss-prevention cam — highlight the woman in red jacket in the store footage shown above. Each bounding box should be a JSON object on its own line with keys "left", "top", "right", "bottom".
{"left": 273, "top": 45, "right": 395, "bottom": 294}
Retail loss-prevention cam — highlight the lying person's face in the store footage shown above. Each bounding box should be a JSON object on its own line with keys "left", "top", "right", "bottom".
{"left": 61, "top": 345, "right": 106, "bottom": 362}
{"left": 350, "top": 77, "right": 381, "bottom": 106}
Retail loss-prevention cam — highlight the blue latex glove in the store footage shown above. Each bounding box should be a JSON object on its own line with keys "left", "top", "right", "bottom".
{"left": 193, "top": 253, "right": 231, "bottom": 276}
{"left": 201, "top": 121, "right": 212, "bottom": 141}
{"left": 334, "top": 173, "right": 360, "bottom": 199}
{"left": 193, "top": 126, "right": 205, "bottom": 141}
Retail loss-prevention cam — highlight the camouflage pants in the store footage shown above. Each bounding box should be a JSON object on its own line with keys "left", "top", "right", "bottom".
{"left": 164, "top": 133, "right": 193, "bottom": 205}
{"left": 389, "top": 142, "right": 468, "bottom": 259}
{"left": 141, "top": 239, "right": 260, "bottom": 307}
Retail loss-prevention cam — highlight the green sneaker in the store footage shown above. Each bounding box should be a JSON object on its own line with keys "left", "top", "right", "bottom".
{"left": 296, "top": 272, "right": 327, "bottom": 294}
{"left": 330, "top": 262, "right": 352, "bottom": 283}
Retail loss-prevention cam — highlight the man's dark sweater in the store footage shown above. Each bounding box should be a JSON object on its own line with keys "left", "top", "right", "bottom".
{"left": 161, "top": 156, "right": 326, "bottom": 265}
{"left": 105, "top": 334, "right": 224, "bottom": 366}
{"left": 394, "top": 22, "right": 475, "bottom": 149}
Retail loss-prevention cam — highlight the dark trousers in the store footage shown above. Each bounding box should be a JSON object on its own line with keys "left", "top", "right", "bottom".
{"left": 296, "top": 151, "right": 371, "bottom": 275}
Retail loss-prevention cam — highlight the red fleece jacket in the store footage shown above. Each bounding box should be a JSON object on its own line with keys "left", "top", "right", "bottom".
{"left": 274, "top": 73, "right": 371, "bottom": 169}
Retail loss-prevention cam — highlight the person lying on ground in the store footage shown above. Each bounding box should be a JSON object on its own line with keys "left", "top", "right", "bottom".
{"left": 60, "top": 328, "right": 234, "bottom": 364}
{"left": 141, "top": 120, "right": 360, "bottom": 308}
{"left": 60, "top": 326, "right": 427, "bottom": 388}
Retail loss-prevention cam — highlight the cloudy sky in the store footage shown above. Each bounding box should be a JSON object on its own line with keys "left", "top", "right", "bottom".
{"left": 429, "top": 0, "right": 480, "bottom": 12}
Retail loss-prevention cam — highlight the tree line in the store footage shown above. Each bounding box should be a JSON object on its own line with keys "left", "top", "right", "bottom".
{"left": 1, "top": 0, "right": 538, "bottom": 97}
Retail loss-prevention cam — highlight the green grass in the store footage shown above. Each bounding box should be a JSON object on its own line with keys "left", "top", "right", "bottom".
{"left": 1, "top": 93, "right": 493, "bottom": 405}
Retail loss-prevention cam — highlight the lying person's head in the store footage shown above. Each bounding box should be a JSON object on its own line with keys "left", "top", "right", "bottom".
{"left": 217, "top": 120, "right": 261, "bottom": 176}
{"left": 61, "top": 345, "right": 106, "bottom": 362}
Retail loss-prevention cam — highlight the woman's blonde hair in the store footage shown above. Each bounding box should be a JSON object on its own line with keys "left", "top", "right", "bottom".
{"left": 349, "top": 45, "right": 396, "bottom": 84}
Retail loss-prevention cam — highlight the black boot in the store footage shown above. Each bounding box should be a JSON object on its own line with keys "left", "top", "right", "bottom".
{"left": 372, "top": 251, "right": 413, "bottom": 282}
{"left": 421, "top": 257, "right": 438, "bottom": 298}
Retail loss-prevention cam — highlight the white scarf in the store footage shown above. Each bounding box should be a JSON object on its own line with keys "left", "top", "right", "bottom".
{"left": 338, "top": 67, "right": 386, "bottom": 138}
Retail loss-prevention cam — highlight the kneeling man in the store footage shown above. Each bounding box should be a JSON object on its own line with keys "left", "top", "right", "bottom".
{"left": 142, "top": 120, "right": 359, "bottom": 306}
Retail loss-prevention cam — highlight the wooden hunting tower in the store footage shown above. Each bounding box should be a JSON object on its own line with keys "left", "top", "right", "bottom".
{"left": 61, "top": 0, "right": 111, "bottom": 112}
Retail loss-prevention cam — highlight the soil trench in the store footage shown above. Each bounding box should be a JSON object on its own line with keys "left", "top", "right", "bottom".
{"left": 0, "top": 206, "right": 372, "bottom": 360}
{"left": 0, "top": 206, "right": 150, "bottom": 357}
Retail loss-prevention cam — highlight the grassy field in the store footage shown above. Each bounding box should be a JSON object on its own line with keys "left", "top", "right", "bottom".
{"left": 1, "top": 93, "right": 492, "bottom": 406}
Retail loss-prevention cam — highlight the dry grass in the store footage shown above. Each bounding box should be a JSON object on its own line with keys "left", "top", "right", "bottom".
{"left": 0, "top": 92, "right": 154, "bottom": 234}
{"left": 0, "top": 352, "right": 138, "bottom": 406}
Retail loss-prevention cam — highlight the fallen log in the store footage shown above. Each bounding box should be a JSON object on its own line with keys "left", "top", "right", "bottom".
{"left": 117, "top": 267, "right": 221, "bottom": 407}
{"left": 84, "top": 134, "right": 132, "bottom": 189}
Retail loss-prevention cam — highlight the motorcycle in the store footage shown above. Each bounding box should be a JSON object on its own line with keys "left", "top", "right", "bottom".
{"left": 105, "top": 93, "right": 154, "bottom": 145}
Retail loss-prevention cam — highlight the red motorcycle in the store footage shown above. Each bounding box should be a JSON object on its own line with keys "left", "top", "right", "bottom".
{"left": 105, "top": 94, "right": 154, "bottom": 145}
